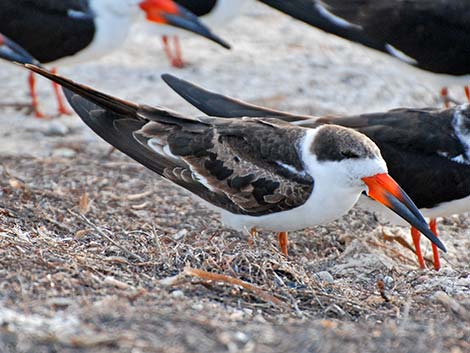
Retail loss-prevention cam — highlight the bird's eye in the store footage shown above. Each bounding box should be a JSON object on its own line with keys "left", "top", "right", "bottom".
{"left": 341, "top": 150, "right": 360, "bottom": 159}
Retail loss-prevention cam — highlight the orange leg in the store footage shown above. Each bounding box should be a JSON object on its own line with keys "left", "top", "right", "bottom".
{"left": 172, "top": 36, "right": 184, "bottom": 68}
{"left": 464, "top": 86, "right": 470, "bottom": 102}
{"left": 161, "top": 36, "right": 185, "bottom": 68}
{"left": 51, "top": 68, "right": 72, "bottom": 116}
{"left": 411, "top": 227, "right": 425, "bottom": 269}
{"left": 277, "top": 232, "right": 289, "bottom": 256}
{"left": 28, "top": 72, "right": 45, "bottom": 118}
{"left": 440, "top": 87, "right": 450, "bottom": 108}
{"left": 248, "top": 227, "right": 257, "bottom": 247}
{"left": 429, "top": 219, "right": 441, "bottom": 271}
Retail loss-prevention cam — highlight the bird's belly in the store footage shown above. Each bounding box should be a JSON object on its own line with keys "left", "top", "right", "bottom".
{"left": 420, "top": 193, "right": 470, "bottom": 219}
{"left": 47, "top": 15, "right": 132, "bottom": 66}
{"left": 220, "top": 187, "right": 362, "bottom": 232}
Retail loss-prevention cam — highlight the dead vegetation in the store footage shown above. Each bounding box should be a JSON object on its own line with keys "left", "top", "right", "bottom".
{"left": 0, "top": 148, "right": 469, "bottom": 353}
{"left": 1, "top": 3, "right": 470, "bottom": 352}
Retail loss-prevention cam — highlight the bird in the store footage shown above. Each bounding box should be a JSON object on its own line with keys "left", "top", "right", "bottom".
{"left": 256, "top": 0, "right": 470, "bottom": 105}
{"left": 160, "top": 74, "right": 470, "bottom": 270}
{"left": 0, "top": 33, "right": 38, "bottom": 65}
{"left": 149, "top": 0, "right": 247, "bottom": 67}
{"left": 22, "top": 64, "right": 446, "bottom": 260}
{"left": 0, "top": 0, "right": 230, "bottom": 118}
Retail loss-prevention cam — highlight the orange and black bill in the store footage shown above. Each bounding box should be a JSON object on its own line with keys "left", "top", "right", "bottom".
{"left": 0, "top": 34, "right": 38, "bottom": 65}
{"left": 362, "top": 173, "right": 446, "bottom": 252}
{"left": 140, "top": 0, "right": 230, "bottom": 49}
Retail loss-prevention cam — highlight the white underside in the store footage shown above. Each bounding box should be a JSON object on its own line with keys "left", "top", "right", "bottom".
{"left": 357, "top": 193, "right": 470, "bottom": 226}
{"left": 375, "top": 49, "right": 470, "bottom": 89}
{"left": 46, "top": 1, "right": 138, "bottom": 66}
{"left": 219, "top": 185, "right": 362, "bottom": 232}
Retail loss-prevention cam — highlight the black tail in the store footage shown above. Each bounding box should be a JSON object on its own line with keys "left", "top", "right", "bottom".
{"left": 22, "top": 65, "right": 203, "bottom": 178}
{"left": 162, "top": 73, "right": 312, "bottom": 122}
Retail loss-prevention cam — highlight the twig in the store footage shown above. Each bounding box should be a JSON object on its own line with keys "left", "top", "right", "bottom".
{"left": 376, "top": 279, "right": 390, "bottom": 302}
{"left": 379, "top": 233, "right": 435, "bottom": 266}
{"left": 69, "top": 210, "right": 143, "bottom": 262}
{"left": 184, "top": 266, "right": 288, "bottom": 309}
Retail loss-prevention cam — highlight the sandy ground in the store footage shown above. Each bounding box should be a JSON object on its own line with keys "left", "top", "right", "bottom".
{"left": 0, "top": 3, "right": 469, "bottom": 353}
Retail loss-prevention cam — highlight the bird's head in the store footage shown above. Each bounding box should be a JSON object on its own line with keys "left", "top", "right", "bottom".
{"left": 306, "top": 124, "right": 446, "bottom": 252}
{"left": 137, "top": 0, "right": 230, "bottom": 49}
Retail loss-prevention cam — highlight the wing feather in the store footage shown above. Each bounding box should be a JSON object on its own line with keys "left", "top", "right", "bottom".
{"left": 27, "top": 65, "right": 314, "bottom": 217}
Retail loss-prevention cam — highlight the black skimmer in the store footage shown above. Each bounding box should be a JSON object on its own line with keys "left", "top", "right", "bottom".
{"left": 257, "top": 0, "right": 470, "bottom": 104}
{"left": 22, "top": 64, "right": 445, "bottom": 259}
{"left": 161, "top": 74, "right": 467, "bottom": 270}
{"left": 0, "top": 0, "right": 229, "bottom": 118}
{"left": 153, "top": 0, "right": 244, "bottom": 67}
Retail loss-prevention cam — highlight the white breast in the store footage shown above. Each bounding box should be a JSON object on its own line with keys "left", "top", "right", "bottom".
{"left": 48, "top": 0, "right": 137, "bottom": 66}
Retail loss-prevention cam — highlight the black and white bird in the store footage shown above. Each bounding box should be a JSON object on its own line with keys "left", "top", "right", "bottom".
{"left": 23, "top": 64, "right": 445, "bottom": 259}
{"left": 0, "top": 0, "right": 229, "bottom": 117}
{"left": 257, "top": 0, "right": 470, "bottom": 103}
{"left": 149, "top": 0, "right": 247, "bottom": 67}
{"left": 161, "top": 74, "right": 470, "bottom": 270}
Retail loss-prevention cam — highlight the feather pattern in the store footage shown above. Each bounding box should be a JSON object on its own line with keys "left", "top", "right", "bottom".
{"left": 26, "top": 65, "right": 314, "bottom": 217}
{"left": 162, "top": 73, "right": 470, "bottom": 210}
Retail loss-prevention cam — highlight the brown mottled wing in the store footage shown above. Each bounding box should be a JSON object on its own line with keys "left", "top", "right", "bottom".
{"left": 137, "top": 117, "right": 314, "bottom": 216}
{"left": 27, "top": 65, "right": 314, "bottom": 217}
{"left": 159, "top": 70, "right": 470, "bottom": 208}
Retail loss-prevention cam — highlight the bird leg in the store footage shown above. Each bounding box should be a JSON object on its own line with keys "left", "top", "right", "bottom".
{"left": 248, "top": 227, "right": 257, "bottom": 247}
{"left": 277, "top": 232, "right": 289, "bottom": 256}
{"left": 465, "top": 86, "right": 470, "bottom": 102}
{"left": 51, "top": 68, "right": 72, "bottom": 116}
{"left": 173, "top": 37, "right": 184, "bottom": 67}
{"left": 162, "top": 36, "right": 185, "bottom": 68}
{"left": 429, "top": 219, "right": 441, "bottom": 271}
{"left": 28, "top": 72, "right": 45, "bottom": 118}
{"left": 411, "top": 227, "right": 426, "bottom": 269}
{"left": 411, "top": 220, "right": 441, "bottom": 270}
{"left": 440, "top": 87, "right": 450, "bottom": 108}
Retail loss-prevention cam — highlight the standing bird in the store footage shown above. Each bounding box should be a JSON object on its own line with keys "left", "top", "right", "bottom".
{"left": 257, "top": 0, "right": 470, "bottom": 104}
{"left": 152, "top": 0, "right": 247, "bottom": 67}
{"left": 161, "top": 74, "right": 470, "bottom": 270}
{"left": 0, "top": 0, "right": 229, "bottom": 118}
{"left": 23, "top": 64, "right": 445, "bottom": 260}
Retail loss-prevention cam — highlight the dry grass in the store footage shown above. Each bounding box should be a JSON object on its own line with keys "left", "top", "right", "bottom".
{"left": 0, "top": 147, "right": 469, "bottom": 353}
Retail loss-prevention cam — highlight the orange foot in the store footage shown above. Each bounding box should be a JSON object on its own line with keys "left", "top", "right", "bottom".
{"left": 277, "top": 231, "right": 289, "bottom": 256}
